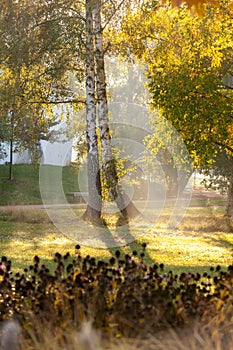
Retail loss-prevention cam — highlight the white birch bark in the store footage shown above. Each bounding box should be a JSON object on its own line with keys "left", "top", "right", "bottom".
{"left": 93, "top": 0, "right": 139, "bottom": 218}
{"left": 93, "top": 0, "right": 117, "bottom": 199}
{"left": 83, "top": 0, "right": 102, "bottom": 222}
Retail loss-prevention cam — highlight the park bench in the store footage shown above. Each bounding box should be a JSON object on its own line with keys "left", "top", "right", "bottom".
{"left": 66, "top": 192, "right": 89, "bottom": 203}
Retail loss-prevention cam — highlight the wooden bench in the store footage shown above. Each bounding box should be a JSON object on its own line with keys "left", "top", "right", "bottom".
{"left": 66, "top": 192, "right": 88, "bottom": 203}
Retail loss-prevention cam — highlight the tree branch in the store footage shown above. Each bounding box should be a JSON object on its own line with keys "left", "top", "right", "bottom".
{"left": 28, "top": 99, "right": 86, "bottom": 105}
{"left": 32, "top": 14, "right": 85, "bottom": 31}
{"left": 102, "top": 0, "right": 127, "bottom": 30}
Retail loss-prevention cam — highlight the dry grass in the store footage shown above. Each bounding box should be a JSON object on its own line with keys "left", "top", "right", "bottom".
{"left": 0, "top": 208, "right": 52, "bottom": 224}
{"left": 14, "top": 317, "right": 233, "bottom": 350}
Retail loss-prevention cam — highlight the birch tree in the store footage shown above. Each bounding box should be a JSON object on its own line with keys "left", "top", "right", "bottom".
{"left": 1, "top": 0, "right": 141, "bottom": 220}
{"left": 82, "top": 0, "right": 140, "bottom": 223}
{"left": 82, "top": 0, "right": 102, "bottom": 223}
{"left": 92, "top": 0, "right": 139, "bottom": 219}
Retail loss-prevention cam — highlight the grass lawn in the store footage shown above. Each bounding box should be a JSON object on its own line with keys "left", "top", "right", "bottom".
{"left": 0, "top": 197, "right": 232, "bottom": 274}
{"left": 0, "top": 164, "right": 80, "bottom": 205}
{"left": 0, "top": 164, "right": 232, "bottom": 274}
{"left": 0, "top": 165, "right": 233, "bottom": 349}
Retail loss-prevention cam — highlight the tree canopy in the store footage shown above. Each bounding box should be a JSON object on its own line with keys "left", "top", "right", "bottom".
{"left": 0, "top": 0, "right": 85, "bottom": 177}
{"left": 112, "top": 0, "right": 233, "bottom": 215}
{"left": 115, "top": 1, "right": 233, "bottom": 167}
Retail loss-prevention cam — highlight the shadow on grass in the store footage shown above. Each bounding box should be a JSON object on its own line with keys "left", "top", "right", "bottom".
{"left": 0, "top": 217, "right": 155, "bottom": 271}
{"left": 178, "top": 214, "right": 233, "bottom": 233}
{"left": 203, "top": 235, "right": 233, "bottom": 251}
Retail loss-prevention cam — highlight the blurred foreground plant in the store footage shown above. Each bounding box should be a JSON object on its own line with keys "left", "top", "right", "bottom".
{"left": 0, "top": 244, "right": 232, "bottom": 348}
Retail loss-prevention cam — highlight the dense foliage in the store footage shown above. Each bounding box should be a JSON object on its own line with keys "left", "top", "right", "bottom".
{"left": 115, "top": 1, "right": 233, "bottom": 168}
{"left": 0, "top": 0, "right": 85, "bottom": 180}
{"left": 113, "top": 0, "right": 233, "bottom": 215}
{"left": 0, "top": 244, "right": 232, "bottom": 341}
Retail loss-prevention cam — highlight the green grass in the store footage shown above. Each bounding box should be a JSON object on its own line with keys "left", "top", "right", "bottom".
{"left": 0, "top": 164, "right": 81, "bottom": 205}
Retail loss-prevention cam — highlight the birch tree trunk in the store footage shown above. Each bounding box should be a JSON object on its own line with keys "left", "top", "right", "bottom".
{"left": 93, "top": 0, "right": 117, "bottom": 198}
{"left": 93, "top": 0, "right": 139, "bottom": 219}
{"left": 225, "top": 176, "right": 233, "bottom": 217}
{"left": 82, "top": 0, "right": 102, "bottom": 223}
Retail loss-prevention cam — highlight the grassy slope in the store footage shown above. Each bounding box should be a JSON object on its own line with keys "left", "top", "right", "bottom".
{"left": 0, "top": 164, "right": 80, "bottom": 205}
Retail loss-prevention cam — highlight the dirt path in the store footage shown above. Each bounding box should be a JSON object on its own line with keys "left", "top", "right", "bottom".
{"left": 0, "top": 203, "right": 85, "bottom": 211}
{"left": 191, "top": 187, "right": 227, "bottom": 199}
{"left": 0, "top": 188, "right": 227, "bottom": 211}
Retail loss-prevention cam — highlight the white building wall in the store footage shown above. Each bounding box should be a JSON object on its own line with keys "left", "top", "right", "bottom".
{"left": 0, "top": 139, "right": 74, "bottom": 166}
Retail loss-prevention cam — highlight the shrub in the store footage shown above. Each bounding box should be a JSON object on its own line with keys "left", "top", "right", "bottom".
{"left": 0, "top": 244, "right": 232, "bottom": 347}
